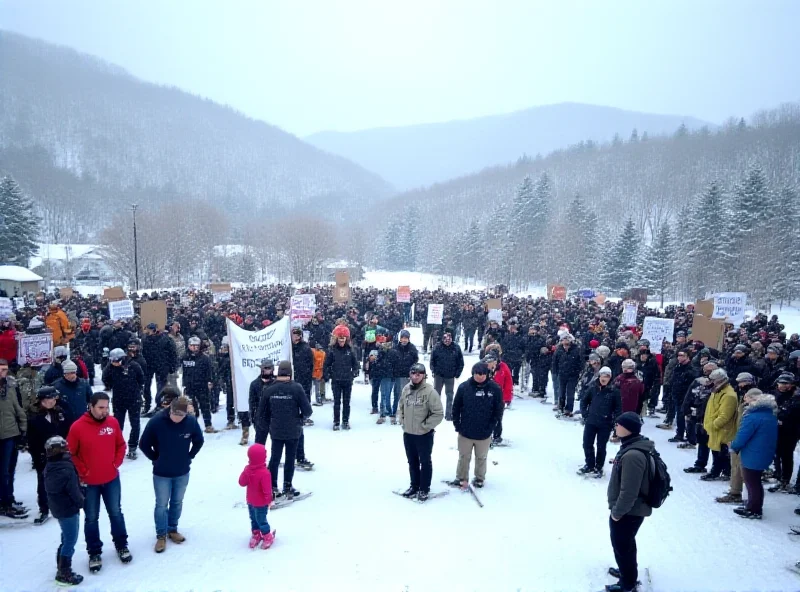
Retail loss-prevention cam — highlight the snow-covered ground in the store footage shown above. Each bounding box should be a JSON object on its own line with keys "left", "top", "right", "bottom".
{"left": 3, "top": 327, "right": 800, "bottom": 592}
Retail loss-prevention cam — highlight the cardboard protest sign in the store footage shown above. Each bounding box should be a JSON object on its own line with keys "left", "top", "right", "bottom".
{"left": 60, "top": 287, "right": 74, "bottom": 300}
{"left": 209, "top": 283, "right": 232, "bottom": 292}
{"left": 622, "top": 301, "right": 638, "bottom": 327}
{"left": 12, "top": 297, "right": 25, "bottom": 311}
{"left": 427, "top": 304, "right": 444, "bottom": 325}
{"left": 18, "top": 333, "right": 53, "bottom": 366}
{"left": 227, "top": 317, "right": 292, "bottom": 413}
{"left": 486, "top": 298, "right": 502, "bottom": 310}
{"left": 140, "top": 300, "right": 168, "bottom": 330}
{"left": 712, "top": 292, "right": 747, "bottom": 327}
{"left": 108, "top": 299, "right": 135, "bottom": 321}
{"left": 691, "top": 314, "right": 726, "bottom": 351}
{"left": 396, "top": 286, "right": 411, "bottom": 303}
{"left": 695, "top": 299, "right": 714, "bottom": 318}
{"left": 103, "top": 287, "right": 126, "bottom": 302}
{"left": 334, "top": 271, "right": 350, "bottom": 303}
{"left": 641, "top": 317, "right": 675, "bottom": 354}
{"left": 547, "top": 284, "right": 567, "bottom": 301}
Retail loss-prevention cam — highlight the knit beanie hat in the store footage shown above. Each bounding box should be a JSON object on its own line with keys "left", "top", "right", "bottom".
{"left": 615, "top": 411, "right": 642, "bottom": 434}
{"left": 278, "top": 360, "right": 293, "bottom": 377}
{"left": 61, "top": 360, "right": 78, "bottom": 373}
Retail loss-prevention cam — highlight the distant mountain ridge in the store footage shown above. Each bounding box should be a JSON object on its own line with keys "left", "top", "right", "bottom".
{"left": 0, "top": 31, "right": 393, "bottom": 217}
{"left": 307, "top": 102, "right": 711, "bottom": 189}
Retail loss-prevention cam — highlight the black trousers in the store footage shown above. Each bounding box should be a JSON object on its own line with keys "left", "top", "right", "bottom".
{"left": 113, "top": 399, "right": 141, "bottom": 449}
{"left": 506, "top": 360, "right": 521, "bottom": 385}
{"left": 371, "top": 378, "right": 381, "bottom": 411}
{"left": 269, "top": 438, "right": 299, "bottom": 489}
{"left": 35, "top": 465, "right": 48, "bottom": 513}
{"left": 583, "top": 424, "right": 612, "bottom": 470}
{"left": 710, "top": 443, "right": 730, "bottom": 477}
{"left": 686, "top": 416, "right": 698, "bottom": 445}
{"left": 403, "top": 431, "right": 434, "bottom": 492}
{"left": 464, "top": 328, "right": 476, "bottom": 352}
{"left": 493, "top": 408, "right": 505, "bottom": 440}
{"left": 332, "top": 380, "right": 353, "bottom": 424}
{"left": 694, "top": 426, "right": 710, "bottom": 468}
{"left": 532, "top": 366, "right": 549, "bottom": 394}
{"left": 610, "top": 514, "right": 645, "bottom": 590}
{"left": 559, "top": 376, "right": 578, "bottom": 412}
{"left": 773, "top": 431, "right": 800, "bottom": 483}
{"left": 300, "top": 380, "right": 312, "bottom": 403}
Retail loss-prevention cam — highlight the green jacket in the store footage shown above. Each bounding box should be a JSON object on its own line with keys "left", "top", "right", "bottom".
{"left": 0, "top": 377, "right": 27, "bottom": 439}
{"left": 704, "top": 383, "right": 738, "bottom": 451}
{"left": 607, "top": 435, "right": 654, "bottom": 519}
{"left": 398, "top": 380, "right": 443, "bottom": 436}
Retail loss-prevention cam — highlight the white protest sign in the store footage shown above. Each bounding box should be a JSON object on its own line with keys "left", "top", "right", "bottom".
{"left": 0, "top": 298, "right": 12, "bottom": 320}
{"left": 13, "top": 298, "right": 25, "bottom": 311}
{"left": 487, "top": 309, "right": 503, "bottom": 323}
{"left": 376, "top": 295, "right": 385, "bottom": 306}
{"left": 18, "top": 333, "right": 53, "bottom": 366}
{"left": 290, "top": 294, "right": 316, "bottom": 324}
{"left": 712, "top": 292, "right": 747, "bottom": 327}
{"left": 212, "top": 291, "right": 231, "bottom": 303}
{"left": 427, "top": 303, "right": 444, "bottom": 325}
{"left": 622, "top": 301, "right": 638, "bottom": 327}
{"left": 227, "top": 317, "right": 292, "bottom": 413}
{"left": 108, "top": 299, "right": 135, "bottom": 321}
{"left": 641, "top": 317, "right": 675, "bottom": 354}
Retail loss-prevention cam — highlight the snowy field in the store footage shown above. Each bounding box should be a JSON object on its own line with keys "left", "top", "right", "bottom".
{"left": 3, "top": 327, "right": 800, "bottom": 592}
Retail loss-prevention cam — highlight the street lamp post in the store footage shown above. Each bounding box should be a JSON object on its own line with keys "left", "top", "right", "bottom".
{"left": 131, "top": 204, "right": 139, "bottom": 291}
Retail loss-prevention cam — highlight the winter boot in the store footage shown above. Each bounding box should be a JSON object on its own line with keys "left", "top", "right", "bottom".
{"left": 446, "top": 478, "right": 467, "bottom": 489}
{"left": 249, "top": 530, "right": 262, "bottom": 549}
{"left": 715, "top": 492, "right": 743, "bottom": 504}
{"left": 239, "top": 426, "right": 250, "bottom": 446}
{"left": 312, "top": 401, "right": 323, "bottom": 407}
{"left": 608, "top": 567, "right": 621, "bottom": 579}
{"left": 126, "top": 448, "right": 138, "bottom": 460}
{"left": 0, "top": 505, "right": 28, "bottom": 519}
{"left": 303, "top": 418, "right": 314, "bottom": 426}
{"left": 390, "top": 415, "right": 397, "bottom": 425}
{"left": 225, "top": 421, "right": 237, "bottom": 430}
{"left": 401, "top": 486, "right": 419, "bottom": 498}
{"left": 260, "top": 531, "right": 276, "bottom": 549}
{"left": 733, "top": 507, "right": 762, "bottom": 519}
{"left": 591, "top": 468, "right": 604, "bottom": 478}
{"left": 471, "top": 478, "right": 484, "bottom": 488}
{"left": 116, "top": 546, "right": 133, "bottom": 563}
{"left": 342, "top": 421, "right": 351, "bottom": 430}
{"left": 204, "top": 425, "right": 219, "bottom": 434}
{"left": 377, "top": 416, "right": 386, "bottom": 424}
{"left": 577, "top": 465, "right": 594, "bottom": 475}
{"left": 656, "top": 422, "right": 673, "bottom": 430}
{"left": 684, "top": 466, "right": 707, "bottom": 474}
{"left": 88, "top": 554, "right": 102, "bottom": 573}
{"left": 677, "top": 442, "right": 696, "bottom": 449}
{"left": 56, "top": 555, "right": 84, "bottom": 586}
{"left": 168, "top": 531, "right": 185, "bottom": 544}
{"left": 647, "top": 409, "right": 659, "bottom": 418}
{"left": 283, "top": 485, "right": 300, "bottom": 500}
{"left": 668, "top": 436, "right": 685, "bottom": 443}
{"left": 296, "top": 458, "right": 314, "bottom": 470}
{"left": 333, "top": 423, "right": 340, "bottom": 431}
{"left": 417, "top": 490, "right": 430, "bottom": 502}
{"left": 768, "top": 481, "right": 789, "bottom": 493}
{"left": 154, "top": 536, "right": 166, "bottom": 553}
{"left": 370, "top": 408, "right": 378, "bottom": 414}
{"left": 33, "top": 509, "right": 49, "bottom": 525}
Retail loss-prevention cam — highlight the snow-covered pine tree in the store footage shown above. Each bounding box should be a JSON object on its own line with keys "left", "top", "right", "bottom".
{"left": 601, "top": 218, "right": 640, "bottom": 295}
{"left": 732, "top": 166, "right": 770, "bottom": 306}
{"left": 642, "top": 223, "right": 676, "bottom": 307}
{"left": 0, "top": 175, "right": 39, "bottom": 265}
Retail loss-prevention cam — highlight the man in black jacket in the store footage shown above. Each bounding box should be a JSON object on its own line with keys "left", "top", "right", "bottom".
{"left": 658, "top": 349, "right": 698, "bottom": 441}
{"left": 182, "top": 337, "right": 217, "bottom": 434}
{"left": 102, "top": 348, "right": 145, "bottom": 460}
{"left": 138, "top": 395, "right": 204, "bottom": 553}
{"left": 247, "top": 360, "right": 275, "bottom": 445}
{"left": 291, "top": 329, "right": 314, "bottom": 425}
{"left": 449, "top": 362, "right": 503, "bottom": 488}
{"left": 579, "top": 367, "right": 622, "bottom": 477}
{"left": 391, "top": 330, "right": 419, "bottom": 416}
{"left": 500, "top": 320, "right": 525, "bottom": 388}
{"left": 259, "top": 361, "right": 313, "bottom": 499}
{"left": 142, "top": 323, "right": 177, "bottom": 416}
{"left": 554, "top": 333, "right": 583, "bottom": 416}
{"left": 323, "top": 329, "right": 359, "bottom": 430}
{"left": 430, "top": 332, "right": 465, "bottom": 421}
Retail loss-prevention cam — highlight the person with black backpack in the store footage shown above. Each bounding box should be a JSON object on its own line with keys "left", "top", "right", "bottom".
{"left": 605, "top": 411, "right": 667, "bottom": 592}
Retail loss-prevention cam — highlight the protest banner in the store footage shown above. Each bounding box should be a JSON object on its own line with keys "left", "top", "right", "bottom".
{"left": 227, "top": 317, "right": 292, "bottom": 413}
{"left": 103, "top": 286, "right": 126, "bottom": 302}
{"left": 486, "top": 298, "right": 502, "bottom": 310}
{"left": 712, "top": 292, "right": 747, "bottom": 327}
{"left": 18, "top": 333, "right": 53, "bottom": 366}
{"left": 108, "top": 299, "right": 135, "bottom": 321}
{"left": 691, "top": 314, "right": 726, "bottom": 351}
{"left": 13, "top": 297, "right": 25, "bottom": 311}
{"left": 641, "top": 317, "right": 675, "bottom": 354}
{"left": 290, "top": 294, "right": 316, "bottom": 325}
{"left": 487, "top": 309, "right": 503, "bottom": 323}
{"left": 427, "top": 304, "right": 444, "bottom": 325}
{"left": 212, "top": 291, "right": 231, "bottom": 303}
{"left": 0, "top": 298, "right": 12, "bottom": 320}
{"left": 577, "top": 289, "right": 595, "bottom": 299}
{"left": 547, "top": 284, "right": 567, "bottom": 301}
{"left": 334, "top": 271, "right": 350, "bottom": 303}
{"left": 622, "top": 301, "right": 638, "bottom": 327}
{"left": 396, "top": 286, "right": 411, "bottom": 303}
{"left": 140, "top": 300, "right": 168, "bottom": 330}
{"left": 209, "top": 283, "right": 232, "bottom": 292}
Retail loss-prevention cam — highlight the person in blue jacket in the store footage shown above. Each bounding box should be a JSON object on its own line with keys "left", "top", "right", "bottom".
{"left": 730, "top": 388, "right": 778, "bottom": 519}
{"left": 139, "top": 396, "right": 204, "bottom": 552}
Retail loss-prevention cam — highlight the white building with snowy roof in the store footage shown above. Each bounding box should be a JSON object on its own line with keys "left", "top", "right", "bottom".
{"left": 28, "top": 244, "right": 121, "bottom": 285}
{"left": 0, "top": 265, "right": 43, "bottom": 296}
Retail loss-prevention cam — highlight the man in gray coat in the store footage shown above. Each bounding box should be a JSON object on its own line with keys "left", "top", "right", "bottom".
{"left": 606, "top": 411, "right": 653, "bottom": 592}
{"left": 397, "top": 363, "right": 443, "bottom": 502}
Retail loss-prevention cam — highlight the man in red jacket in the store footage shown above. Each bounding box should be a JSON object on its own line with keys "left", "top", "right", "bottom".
{"left": 67, "top": 392, "right": 132, "bottom": 573}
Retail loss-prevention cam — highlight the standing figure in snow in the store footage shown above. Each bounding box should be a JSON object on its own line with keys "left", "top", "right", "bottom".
{"left": 323, "top": 325, "right": 359, "bottom": 431}
{"left": 182, "top": 336, "right": 217, "bottom": 434}
{"left": 430, "top": 331, "right": 465, "bottom": 421}
{"left": 398, "top": 363, "right": 443, "bottom": 502}
{"left": 579, "top": 366, "right": 622, "bottom": 477}
{"left": 239, "top": 443, "right": 275, "bottom": 549}
{"left": 553, "top": 333, "right": 583, "bottom": 417}
{"left": 102, "top": 348, "right": 144, "bottom": 460}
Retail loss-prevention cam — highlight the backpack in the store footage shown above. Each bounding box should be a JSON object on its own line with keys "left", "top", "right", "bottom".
{"left": 626, "top": 446, "right": 673, "bottom": 509}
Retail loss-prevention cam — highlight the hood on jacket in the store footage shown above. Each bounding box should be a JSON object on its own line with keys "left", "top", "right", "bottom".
{"left": 745, "top": 394, "right": 778, "bottom": 416}
{"left": 247, "top": 443, "right": 267, "bottom": 467}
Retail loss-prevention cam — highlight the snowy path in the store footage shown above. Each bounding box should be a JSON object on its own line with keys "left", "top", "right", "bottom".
{"left": 3, "top": 329, "right": 800, "bottom": 591}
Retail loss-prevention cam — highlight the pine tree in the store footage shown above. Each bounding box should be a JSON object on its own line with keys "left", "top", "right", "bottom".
{"left": 641, "top": 223, "right": 676, "bottom": 307}
{"left": 732, "top": 166, "right": 770, "bottom": 305}
{"left": 0, "top": 175, "right": 39, "bottom": 266}
{"left": 601, "top": 219, "right": 640, "bottom": 295}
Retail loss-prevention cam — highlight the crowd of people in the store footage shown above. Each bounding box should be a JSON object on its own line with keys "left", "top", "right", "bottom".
{"left": 1, "top": 283, "right": 798, "bottom": 590}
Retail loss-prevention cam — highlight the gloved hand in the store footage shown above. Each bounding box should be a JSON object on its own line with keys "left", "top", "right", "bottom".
{"left": 16, "top": 433, "right": 27, "bottom": 451}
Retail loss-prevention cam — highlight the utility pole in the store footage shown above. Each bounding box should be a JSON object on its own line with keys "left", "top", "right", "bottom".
{"left": 131, "top": 204, "right": 139, "bottom": 291}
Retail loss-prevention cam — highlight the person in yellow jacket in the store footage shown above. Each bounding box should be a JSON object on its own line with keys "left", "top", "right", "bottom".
{"left": 702, "top": 368, "right": 738, "bottom": 481}
{"left": 45, "top": 303, "right": 74, "bottom": 346}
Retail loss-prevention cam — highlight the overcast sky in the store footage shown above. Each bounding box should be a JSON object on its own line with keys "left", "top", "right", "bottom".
{"left": 2, "top": 0, "right": 798, "bottom": 137}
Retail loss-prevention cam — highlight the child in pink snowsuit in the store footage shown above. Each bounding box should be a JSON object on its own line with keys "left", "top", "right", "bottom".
{"left": 238, "top": 443, "right": 275, "bottom": 549}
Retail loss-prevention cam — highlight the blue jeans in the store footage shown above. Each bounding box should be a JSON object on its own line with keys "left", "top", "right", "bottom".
{"left": 58, "top": 514, "right": 81, "bottom": 559}
{"left": 84, "top": 476, "right": 128, "bottom": 554}
{"left": 248, "top": 504, "right": 270, "bottom": 535}
{"left": 153, "top": 473, "right": 190, "bottom": 537}
{"left": 379, "top": 378, "right": 394, "bottom": 417}
{"left": 392, "top": 378, "right": 409, "bottom": 416}
{"left": 0, "top": 437, "right": 17, "bottom": 505}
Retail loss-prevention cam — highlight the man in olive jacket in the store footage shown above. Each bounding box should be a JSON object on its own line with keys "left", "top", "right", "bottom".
{"left": 702, "top": 368, "right": 738, "bottom": 480}
{"left": 607, "top": 411, "right": 653, "bottom": 592}
{"left": 397, "top": 363, "right": 443, "bottom": 501}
